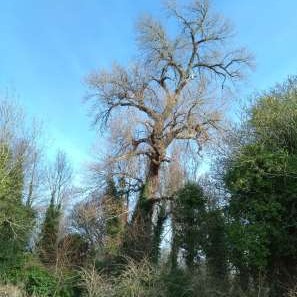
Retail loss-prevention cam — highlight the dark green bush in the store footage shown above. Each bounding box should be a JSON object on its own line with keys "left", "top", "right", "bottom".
{"left": 24, "top": 265, "right": 80, "bottom": 297}
{"left": 0, "top": 254, "right": 78, "bottom": 297}
{"left": 25, "top": 266, "right": 57, "bottom": 296}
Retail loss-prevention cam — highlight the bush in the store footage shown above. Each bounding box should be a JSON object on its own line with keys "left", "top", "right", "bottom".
{"left": 161, "top": 268, "right": 193, "bottom": 297}
{"left": 0, "top": 254, "right": 77, "bottom": 297}
{"left": 24, "top": 266, "right": 57, "bottom": 296}
{"left": 24, "top": 265, "right": 79, "bottom": 297}
{"left": 80, "top": 258, "right": 166, "bottom": 297}
{"left": 115, "top": 259, "right": 165, "bottom": 297}
{"left": 80, "top": 265, "right": 113, "bottom": 297}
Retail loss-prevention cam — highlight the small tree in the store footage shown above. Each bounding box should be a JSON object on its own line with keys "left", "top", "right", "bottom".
{"left": 103, "top": 178, "right": 125, "bottom": 253}
{"left": 70, "top": 194, "right": 106, "bottom": 250}
{"left": 38, "top": 151, "right": 72, "bottom": 266}
{"left": 70, "top": 177, "right": 126, "bottom": 269}
{"left": 38, "top": 197, "right": 61, "bottom": 265}
{"left": 0, "top": 143, "right": 34, "bottom": 269}
{"left": 0, "top": 99, "right": 37, "bottom": 271}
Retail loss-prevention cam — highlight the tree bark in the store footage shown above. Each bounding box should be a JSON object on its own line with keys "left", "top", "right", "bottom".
{"left": 147, "top": 160, "right": 161, "bottom": 199}
{"left": 122, "top": 159, "right": 162, "bottom": 261}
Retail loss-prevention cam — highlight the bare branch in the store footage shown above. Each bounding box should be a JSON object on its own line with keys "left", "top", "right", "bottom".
{"left": 86, "top": 0, "right": 252, "bottom": 200}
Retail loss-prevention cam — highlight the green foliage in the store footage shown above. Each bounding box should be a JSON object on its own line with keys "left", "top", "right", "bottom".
{"left": 251, "top": 77, "right": 297, "bottom": 152}
{"left": 103, "top": 178, "right": 126, "bottom": 259}
{"left": 0, "top": 254, "right": 78, "bottom": 297}
{"left": 204, "top": 209, "right": 228, "bottom": 284}
{"left": 38, "top": 197, "right": 61, "bottom": 265}
{"left": 94, "top": 178, "right": 127, "bottom": 273}
{"left": 23, "top": 263, "right": 79, "bottom": 297}
{"left": 4, "top": 75, "right": 297, "bottom": 297}
{"left": 0, "top": 253, "right": 26, "bottom": 283}
{"left": 25, "top": 265, "right": 58, "bottom": 296}
{"left": 105, "top": 178, "right": 123, "bottom": 242}
{"left": 122, "top": 183, "right": 154, "bottom": 261}
{"left": 161, "top": 265, "right": 261, "bottom": 297}
{"left": 162, "top": 268, "right": 193, "bottom": 297}
{"left": 171, "top": 183, "right": 207, "bottom": 270}
{"left": 224, "top": 77, "right": 297, "bottom": 294}
{"left": 225, "top": 143, "right": 297, "bottom": 293}
{"left": 0, "top": 143, "right": 35, "bottom": 270}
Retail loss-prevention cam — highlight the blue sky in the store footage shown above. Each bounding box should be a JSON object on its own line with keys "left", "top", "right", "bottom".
{"left": 1, "top": 0, "right": 297, "bottom": 175}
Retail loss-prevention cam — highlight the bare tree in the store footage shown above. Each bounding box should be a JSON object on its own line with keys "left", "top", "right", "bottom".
{"left": 0, "top": 99, "right": 44, "bottom": 242}
{"left": 86, "top": 0, "right": 252, "bottom": 257}
{"left": 46, "top": 150, "right": 73, "bottom": 207}
{"left": 0, "top": 99, "right": 45, "bottom": 208}
{"left": 23, "top": 123, "right": 45, "bottom": 208}
{"left": 38, "top": 151, "right": 74, "bottom": 265}
{"left": 70, "top": 193, "right": 106, "bottom": 248}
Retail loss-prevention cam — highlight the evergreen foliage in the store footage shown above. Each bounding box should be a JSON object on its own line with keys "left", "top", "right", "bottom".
{"left": 205, "top": 209, "right": 228, "bottom": 284}
{"left": 171, "top": 183, "right": 207, "bottom": 271}
{"left": 0, "top": 143, "right": 34, "bottom": 271}
{"left": 38, "top": 197, "right": 61, "bottom": 265}
{"left": 224, "top": 78, "right": 297, "bottom": 295}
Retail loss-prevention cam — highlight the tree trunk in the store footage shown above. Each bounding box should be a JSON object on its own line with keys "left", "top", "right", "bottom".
{"left": 238, "top": 265, "right": 249, "bottom": 292}
{"left": 151, "top": 204, "right": 167, "bottom": 264}
{"left": 122, "top": 160, "right": 161, "bottom": 261}
{"left": 170, "top": 225, "right": 178, "bottom": 270}
{"left": 146, "top": 161, "right": 160, "bottom": 199}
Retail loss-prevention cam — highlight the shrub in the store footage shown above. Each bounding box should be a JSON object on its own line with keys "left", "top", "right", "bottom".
{"left": 80, "top": 258, "right": 165, "bottom": 297}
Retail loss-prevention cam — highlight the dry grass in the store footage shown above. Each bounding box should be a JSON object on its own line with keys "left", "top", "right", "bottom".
{"left": 0, "top": 285, "right": 23, "bottom": 297}
{"left": 80, "top": 258, "right": 165, "bottom": 297}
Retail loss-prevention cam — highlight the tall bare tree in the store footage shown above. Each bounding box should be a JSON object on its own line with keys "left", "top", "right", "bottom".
{"left": 86, "top": 0, "right": 251, "bottom": 258}
{"left": 0, "top": 99, "right": 45, "bottom": 208}
{"left": 46, "top": 150, "right": 73, "bottom": 208}
{"left": 38, "top": 151, "right": 73, "bottom": 265}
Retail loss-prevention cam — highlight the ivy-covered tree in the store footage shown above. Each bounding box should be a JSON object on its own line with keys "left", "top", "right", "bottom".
{"left": 0, "top": 143, "right": 34, "bottom": 270}
{"left": 171, "top": 183, "right": 207, "bottom": 271}
{"left": 103, "top": 178, "right": 126, "bottom": 256}
{"left": 204, "top": 208, "right": 228, "bottom": 286}
{"left": 38, "top": 197, "right": 61, "bottom": 265}
{"left": 224, "top": 77, "right": 297, "bottom": 295}
{"left": 38, "top": 151, "right": 72, "bottom": 266}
